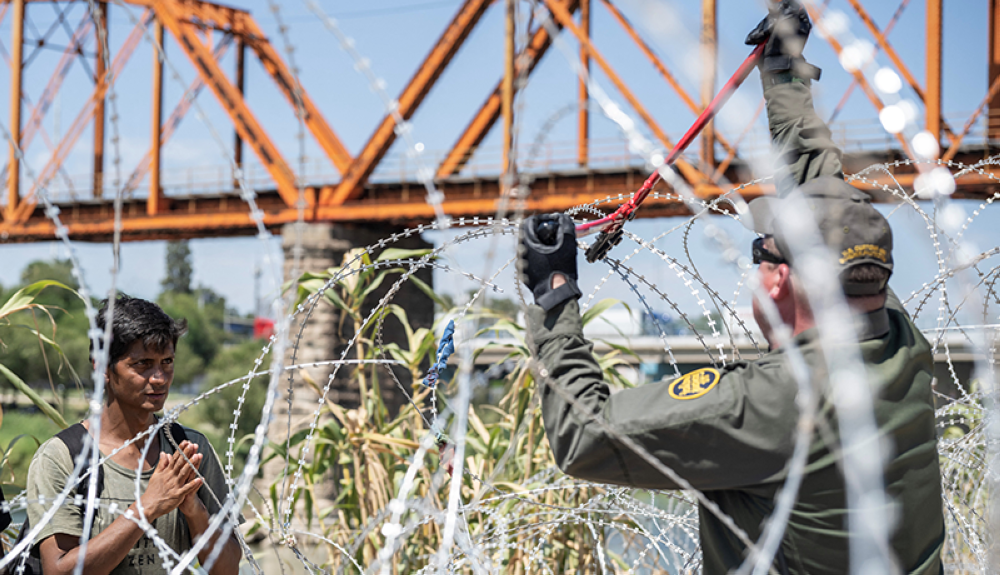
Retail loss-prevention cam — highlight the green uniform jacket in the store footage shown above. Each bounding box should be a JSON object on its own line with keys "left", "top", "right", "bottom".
{"left": 527, "top": 81, "right": 944, "bottom": 574}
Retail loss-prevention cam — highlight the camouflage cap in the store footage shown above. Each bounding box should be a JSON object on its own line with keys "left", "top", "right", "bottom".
{"left": 746, "top": 176, "right": 893, "bottom": 296}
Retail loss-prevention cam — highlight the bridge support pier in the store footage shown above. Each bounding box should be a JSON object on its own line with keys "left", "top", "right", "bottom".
{"left": 261, "top": 222, "right": 434, "bottom": 514}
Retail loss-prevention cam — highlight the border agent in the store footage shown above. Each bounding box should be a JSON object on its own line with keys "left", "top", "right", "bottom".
{"left": 518, "top": 2, "right": 943, "bottom": 573}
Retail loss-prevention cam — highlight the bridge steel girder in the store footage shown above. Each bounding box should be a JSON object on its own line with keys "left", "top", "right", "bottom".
{"left": 324, "top": 0, "right": 494, "bottom": 206}
{"left": 149, "top": 20, "right": 166, "bottom": 216}
{"left": 92, "top": 1, "right": 107, "bottom": 199}
{"left": 5, "top": 0, "right": 24, "bottom": 222}
{"left": 3, "top": 0, "right": 1000, "bottom": 244}
{"left": 5, "top": 147, "right": 999, "bottom": 244}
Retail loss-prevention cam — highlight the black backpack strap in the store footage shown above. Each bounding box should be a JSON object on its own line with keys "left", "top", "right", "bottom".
{"left": 159, "top": 422, "right": 189, "bottom": 456}
{"left": 168, "top": 422, "right": 188, "bottom": 446}
{"left": 54, "top": 423, "right": 103, "bottom": 500}
{"left": 0, "top": 486, "right": 11, "bottom": 533}
{"left": 53, "top": 423, "right": 89, "bottom": 461}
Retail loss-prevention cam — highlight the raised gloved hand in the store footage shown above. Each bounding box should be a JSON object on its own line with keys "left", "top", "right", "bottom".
{"left": 746, "top": 0, "right": 820, "bottom": 81}
{"left": 519, "top": 214, "right": 582, "bottom": 311}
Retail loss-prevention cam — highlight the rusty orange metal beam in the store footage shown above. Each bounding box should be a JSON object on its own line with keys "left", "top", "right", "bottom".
{"left": 92, "top": 1, "right": 108, "bottom": 198}
{"left": 10, "top": 10, "right": 149, "bottom": 223}
{"left": 926, "top": 0, "right": 943, "bottom": 144}
{"left": 990, "top": 0, "right": 1000, "bottom": 139}
{"left": 700, "top": 0, "right": 716, "bottom": 171}
{"left": 541, "top": 0, "right": 707, "bottom": 186}
{"left": 10, "top": 166, "right": 1000, "bottom": 244}
{"left": 233, "top": 36, "right": 245, "bottom": 184}
{"left": 578, "top": 0, "right": 590, "bottom": 167}
{"left": 152, "top": 0, "right": 302, "bottom": 210}
{"left": 806, "top": 4, "right": 916, "bottom": 161}
{"left": 239, "top": 15, "right": 352, "bottom": 174}
{"left": 5, "top": 0, "right": 24, "bottom": 221}
{"left": 436, "top": 0, "right": 580, "bottom": 179}
{"left": 502, "top": 0, "right": 515, "bottom": 179}
{"left": 5, "top": 144, "right": 1000, "bottom": 243}
{"left": 325, "top": 0, "right": 493, "bottom": 206}
{"left": 149, "top": 20, "right": 166, "bottom": 216}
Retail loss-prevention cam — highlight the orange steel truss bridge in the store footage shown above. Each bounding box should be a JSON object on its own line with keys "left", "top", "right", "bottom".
{"left": 2, "top": 0, "right": 1000, "bottom": 242}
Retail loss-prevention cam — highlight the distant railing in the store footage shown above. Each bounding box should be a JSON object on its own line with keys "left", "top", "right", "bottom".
{"left": 31, "top": 112, "right": 997, "bottom": 204}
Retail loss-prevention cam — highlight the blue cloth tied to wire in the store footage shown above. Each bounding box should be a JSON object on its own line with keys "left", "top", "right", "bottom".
{"left": 423, "top": 320, "right": 455, "bottom": 389}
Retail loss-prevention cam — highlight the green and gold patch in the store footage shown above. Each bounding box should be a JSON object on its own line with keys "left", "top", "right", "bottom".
{"left": 668, "top": 367, "right": 721, "bottom": 400}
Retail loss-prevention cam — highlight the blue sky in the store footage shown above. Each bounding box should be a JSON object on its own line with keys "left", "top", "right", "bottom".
{"left": 1, "top": 0, "right": 997, "bottom": 323}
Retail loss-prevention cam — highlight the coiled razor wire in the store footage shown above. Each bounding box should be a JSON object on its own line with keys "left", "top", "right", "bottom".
{"left": 2, "top": 0, "right": 1000, "bottom": 574}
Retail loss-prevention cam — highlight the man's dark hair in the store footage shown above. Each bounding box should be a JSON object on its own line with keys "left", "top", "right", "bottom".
{"left": 90, "top": 295, "right": 187, "bottom": 365}
{"left": 842, "top": 263, "right": 890, "bottom": 291}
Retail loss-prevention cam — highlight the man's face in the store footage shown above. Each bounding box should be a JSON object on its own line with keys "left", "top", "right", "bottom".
{"left": 750, "top": 238, "right": 791, "bottom": 347}
{"left": 107, "top": 340, "right": 175, "bottom": 413}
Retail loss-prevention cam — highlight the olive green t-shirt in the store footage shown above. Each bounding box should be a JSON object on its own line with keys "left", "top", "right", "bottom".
{"left": 25, "top": 425, "right": 238, "bottom": 574}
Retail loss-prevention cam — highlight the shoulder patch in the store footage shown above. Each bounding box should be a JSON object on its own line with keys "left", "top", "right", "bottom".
{"left": 668, "top": 367, "right": 721, "bottom": 400}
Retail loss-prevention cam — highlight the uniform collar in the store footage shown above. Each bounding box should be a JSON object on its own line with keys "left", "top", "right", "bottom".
{"left": 855, "top": 306, "right": 890, "bottom": 340}
{"left": 781, "top": 306, "right": 890, "bottom": 350}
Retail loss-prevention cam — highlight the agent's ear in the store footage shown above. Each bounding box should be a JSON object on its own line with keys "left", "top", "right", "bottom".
{"left": 771, "top": 264, "right": 793, "bottom": 301}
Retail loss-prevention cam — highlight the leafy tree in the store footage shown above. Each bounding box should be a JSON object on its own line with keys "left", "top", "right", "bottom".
{"left": 157, "top": 291, "right": 225, "bottom": 373}
{"left": 1, "top": 261, "right": 89, "bottom": 390}
{"left": 0, "top": 280, "right": 75, "bottom": 428}
{"left": 161, "top": 240, "right": 193, "bottom": 295}
{"left": 180, "top": 340, "right": 270, "bottom": 461}
{"left": 20, "top": 259, "right": 80, "bottom": 310}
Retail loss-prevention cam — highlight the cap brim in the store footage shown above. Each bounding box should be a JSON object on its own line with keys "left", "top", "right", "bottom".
{"left": 744, "top": 196, "right": 778, "bottom": 235}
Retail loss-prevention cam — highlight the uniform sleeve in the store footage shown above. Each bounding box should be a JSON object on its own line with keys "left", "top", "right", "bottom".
{"left": 26, "top": 439, "right": 84, "bottom": 544}
{"left": 529, "top": 300, "right": 799, "bottom": 491}
{"left": 764, "top": 80, "right": 845, "bottom": 195}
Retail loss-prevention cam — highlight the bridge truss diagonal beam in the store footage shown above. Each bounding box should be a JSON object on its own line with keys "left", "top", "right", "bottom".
{"left": 152, "top": 0, "right": 303, "bottom": 210}
{"left": 842, "top": 0, "right": 957, "bottom": 145}
{"left": 324, "top": 0, "right": 494, "bottom": 206}
{"left": 238, "top": 14, "right": 352, "bottom": 174}
{"left": 0, "top": 4, "right": 90, "bottom": 197}
{"left": 11, "top": 9, "right": 150, "bottom": 224}
{"left": 805, "top": 3, "right": 916, "bottom": 161}
{"left": 437, "top": 0, "right": 581, "bottom": 179}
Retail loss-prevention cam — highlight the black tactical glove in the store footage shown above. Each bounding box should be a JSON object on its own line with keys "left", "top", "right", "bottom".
{"left": 519, "top": 214, "right": 582, "bottom": 311}
{"left": 746, "top": 0, "right": 821, "bottom": 81}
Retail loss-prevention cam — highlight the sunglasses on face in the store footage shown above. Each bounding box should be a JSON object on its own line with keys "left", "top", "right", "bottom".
{"left": 752, "top": 236, "right": 789, "bottom": 266}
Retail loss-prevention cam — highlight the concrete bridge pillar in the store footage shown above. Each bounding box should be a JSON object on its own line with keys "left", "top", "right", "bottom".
{"left": 261, "top": 222, "right": 433, "bottom": 513}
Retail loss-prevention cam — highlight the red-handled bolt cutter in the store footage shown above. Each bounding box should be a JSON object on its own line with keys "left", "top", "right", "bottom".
{"left": 581, "top": 43, "right": 765, "bottom": 263}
